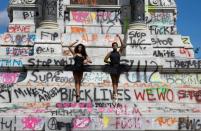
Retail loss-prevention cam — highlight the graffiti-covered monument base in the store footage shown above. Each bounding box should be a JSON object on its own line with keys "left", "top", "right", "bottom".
{"left": 0, "top": 0, "right": 200, "bottom": 131}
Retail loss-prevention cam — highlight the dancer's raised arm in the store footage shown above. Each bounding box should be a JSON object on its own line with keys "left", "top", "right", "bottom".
{"left": 68, "top": 40, "right": 79, "bottom": 56}
{"left": 116, "top": 34, "right": 125, "bottom": 54}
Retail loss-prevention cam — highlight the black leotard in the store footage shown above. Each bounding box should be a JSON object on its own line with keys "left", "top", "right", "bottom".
{"left": 110, "top": 50, "right": 120, "bottom": 66}
{"left": 73, "top": 55, "right": 85, "bottom": 72}
{"left": 103, "top": 50, "right": 130, "bottom": 74}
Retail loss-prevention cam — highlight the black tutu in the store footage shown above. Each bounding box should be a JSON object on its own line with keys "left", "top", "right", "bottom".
{"left": 102, "top": 64, "right": 130, "bottom": 75}
{"left": 71, "top": 65, "right": 91, "bottom": 72}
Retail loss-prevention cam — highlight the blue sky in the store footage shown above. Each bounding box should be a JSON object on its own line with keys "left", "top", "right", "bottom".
{"left": 0, "top": 0, "right": 9, "bottom": 32}
{"left": 176, "top": 0, "right": 201, "bottom": 58}
{"left": 0, "top": 1, "right": 201, "bottom": 58}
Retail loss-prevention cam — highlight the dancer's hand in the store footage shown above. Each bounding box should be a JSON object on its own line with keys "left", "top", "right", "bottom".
{"left": 88, "top": 60, "right": 92, "bottom": 64}
{"left": 87, "top": 56, "right": 92, "bottom": 64}
{"left": 84, "top": 60, "right": 88, "bottom": 64}
{"left": 84, "top": 59, "right": 92, "bottom": 64}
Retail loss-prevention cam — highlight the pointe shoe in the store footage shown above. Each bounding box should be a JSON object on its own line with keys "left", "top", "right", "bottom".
{"left": 112, "top": 93, "right": 118, "bottom": 103}
{"left": 76, "top": 95, "right": 80, "bottom": 103}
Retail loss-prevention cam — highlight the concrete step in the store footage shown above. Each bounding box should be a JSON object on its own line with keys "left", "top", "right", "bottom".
{"left": 0, "top": 102, "right": 200, "bottom": 131}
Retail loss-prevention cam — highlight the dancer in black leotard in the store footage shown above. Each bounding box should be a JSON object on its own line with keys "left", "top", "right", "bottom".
{"left": 69, "top": 40, "right": 92, "bottom": 102}
{"left": 104, "top": 34, "right": 126, "bottom": 102}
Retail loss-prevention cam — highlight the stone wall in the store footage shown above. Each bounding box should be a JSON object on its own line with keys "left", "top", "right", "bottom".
{"left": 0, "top": 0, "right": 201, "bottom": 130}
